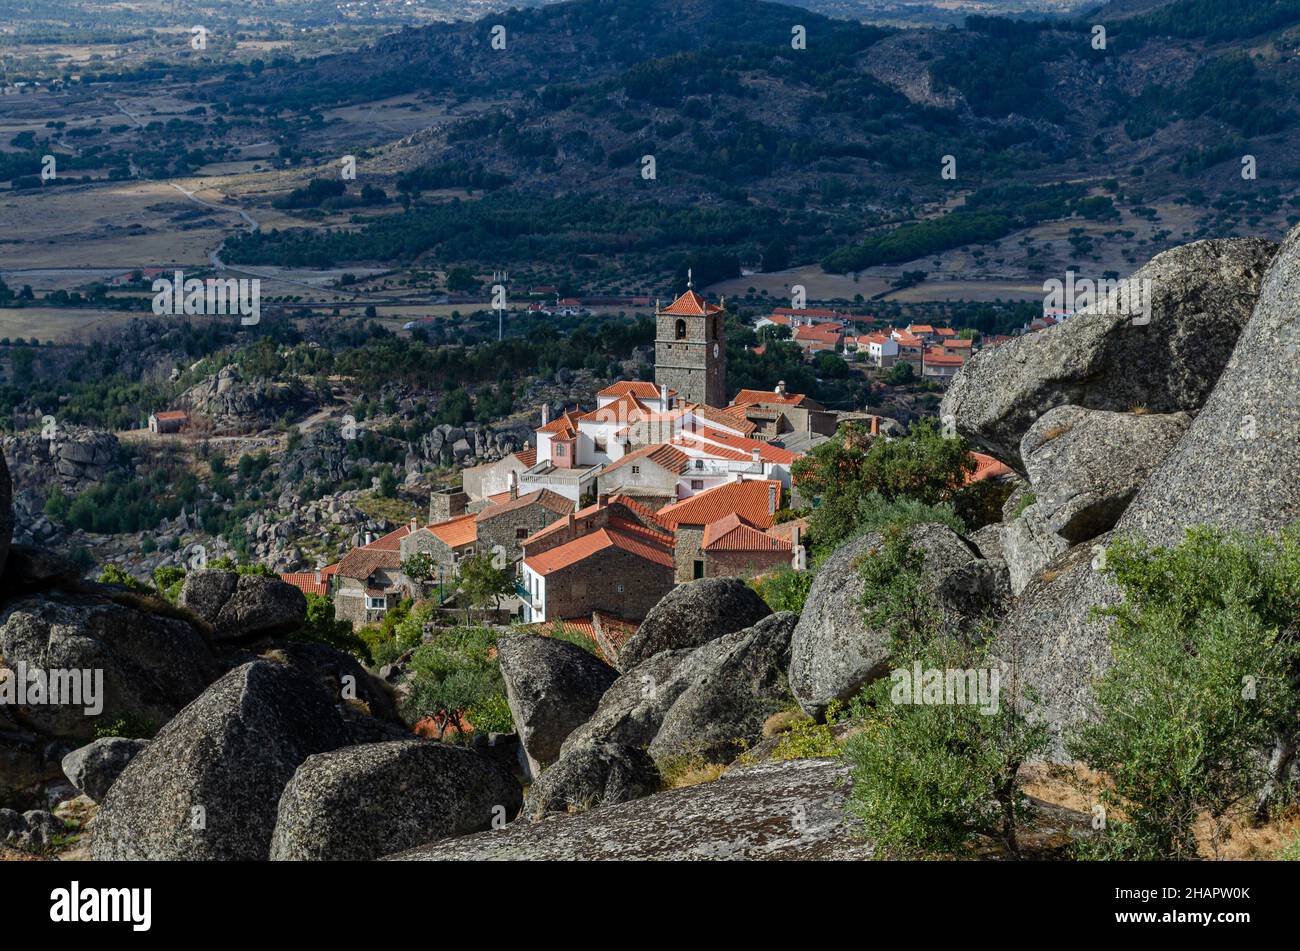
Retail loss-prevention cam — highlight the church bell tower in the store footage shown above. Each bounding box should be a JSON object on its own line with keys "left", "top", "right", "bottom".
{"left": 653, "top": 271, "right": 727, "bottom": 407}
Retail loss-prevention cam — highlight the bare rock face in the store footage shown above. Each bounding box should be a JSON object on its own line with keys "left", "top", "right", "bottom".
{"left": 523, "top": 741, "right": 659, "bottom": 820}
{"left": 1002, "top": 502, "right": 1070, "bottom": 597}
{"left": 496, "top": 634, "right": 619, "bottom": 779}
{"left": 789, "top": 523, "right": 1009, "bottom": 718}
{"left": 940, "top": 238, "right": 1277, "bottom": 469}
{"left": 992, "top": 537, "right": 1122, "bottom": 759}
{"left": 0, "top": 592, "right": 222, "bottom": 741}
{"left": 91, "top": 660, "right": 358, "bottom": 861}
{"left": 269, "top": 739, "right": 522, "bottom": 861}
{"left": 61, "top": 736, "right": 149, "bottom": 803}
{"left": 1021, "top": 406, "right": 1191, "bottom": 545}
{"left": 388, "top": 758, "right": 871, "bottom": 861}
{"left": 1117, "top": 223, "right": 1300, "bottom": 544}
{"left": 178, "top": 569, "right": 307, "bottom": 642}
{"left": 618, "top": 576, "right": 771, "bottom": 671}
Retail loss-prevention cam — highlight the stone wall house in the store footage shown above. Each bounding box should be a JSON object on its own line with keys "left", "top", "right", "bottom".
{"left": 518, "top": 524, "right": 675, "bottom": 624}
{"left": 333, "top": 525, "right": 414, "bottom": 627}
{"left": 474, "top": 487, "right": 573, "bottom": 564}
{"left": 400, "top": 513, "right": 478, "bottom": 578}
{"left": 657, "top": 478, "right": 783, "bottom": 583}
{"left": 726, "top": 385, "right": 836, "bottom": 440}
{"left": 699, "top": 513, "right": 793, "bottom": 579}
{"left": 148, "top": 410, "right": 189, "bottom": 434}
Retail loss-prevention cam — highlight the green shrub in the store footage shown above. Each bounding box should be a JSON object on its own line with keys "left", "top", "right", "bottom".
{"left": 751, "top": 565, "right": 814, "bottom": 613}
{"left": 844, "top": 639, "right": 1048, "bottom": 859}
{"left": 1068, "top": 526, "right": 1300, "bottom": 860}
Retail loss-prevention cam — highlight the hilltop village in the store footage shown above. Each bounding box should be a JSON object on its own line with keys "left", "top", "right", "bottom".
{"left": 277, "top": 284, "right": 1004, "bottom": 652}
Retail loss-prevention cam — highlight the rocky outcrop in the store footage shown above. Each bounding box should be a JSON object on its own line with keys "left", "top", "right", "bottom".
{"left": 992, "top": 538, "right": 1121, "bottom": 759}
{"left": 1003, "top": 503, "right": 1070, "bottom": 597}
{"left": 0, "top": 591, "right": 221, "bottom": 741}
{"left": 523, "top": 742, "right": 659, "bottom": 819}
{"left": 559, "top": 649, "right": 692, "bottom": 755}
{"left": 178, "top": 570, "right": 307, "bottom": 642}
{"left": 618, "top": 577, "right": 771, "bottom": 670}
{"left": 390, "top": 758, "right": 870, "bottom": 860}
{"left": 269, "top": 739, "right": 522, "bottom": 861}
{"left": 0, "top": 808, "right": 63, "bottom": 851}
{"left": 496, "top": 635, "right": 619, "bottom": 778}
{"left": 179, "top": 365, "right": 316, "bottom": 434}
{"left": 1117, "top": 224, "right": 1300, "bottom": 544}
{"left": 789, "top": 523, "right": 1009, "bottom": 718}
{"left": 1021, "top": 406, "right": 1191, "bottom": 544}
{"left": 940, "top": 238, "right": 1276, "bottom": 468}
{"left": 61, "top": 736, "right": 149, "bottom": 803}
{"left": 648, "top": 612, "right": 797, "bottom": 763}
{"left": 91, "top": 660, "right": 359, "bottom": 860}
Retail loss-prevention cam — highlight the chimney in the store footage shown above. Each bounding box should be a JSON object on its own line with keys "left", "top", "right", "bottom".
{"left": 597, "top": 493, "right": 609, "bottom": 508}
{"left": 768, "top": 482, "right": 778, "bottom": 515}
{"left": 660, "top": 382, "right": 670, "bottom": 409}
{"left": 541, "top": 403, "right": 551, "bottom": 426}
{"left": 314, "top": 569, "right": 322, "bottom": 585}
{"left": 792, "top": 524, "right": 801, "bottom": 549}
{"left": 364, "top": 531, "right": 373, "bottom": 546}
{"left": 775, "top": 380, "right": 786, "bottom": 397}
{"left": 870, "top": 415, "right": 880, "bottom": 437}
{"left": 508, "top": 469, "right": 518, "bottom": 501}
{"left": 751, "top": 448, "right": 761, "bottom": 466}
{"left": 566, "top": 512, "right": 575, "bottom": 538}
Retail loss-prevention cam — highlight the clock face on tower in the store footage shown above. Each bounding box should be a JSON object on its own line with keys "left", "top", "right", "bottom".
{"left": 712, "top": 343, "right": 720, "bottom": 358}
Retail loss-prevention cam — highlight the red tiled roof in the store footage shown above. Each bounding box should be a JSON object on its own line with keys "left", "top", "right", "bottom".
{"left": 153, "top": 410, "right": 188, "bottom": 421}
{"left": 762, "top": 314, "right": 792, "bottom": 326}
{"left": 279, "top": 569, "right": 334, "bottom": 596}
{"left": 524, "top": 526, "right": 674, "bottom": 575}
{"left": 537, "top": 410, "right": 579, "bottom": 437}
{"left": 514, "top": 448, "right": 537, "bottom": 468}
{"left": 923, "top": 348, "right": 964, "bottom": 367}
{"left": 794, "top": 325, "right": 844, "bottom": 343}
{"left": 607, "top": 494, "right": 666, "bottom": 525}
{"left": 672, "top": 434, "right": 753, "bottom": 462}
{"left": 965, "top": 452, "right": 1014, "bottom": 485}
{"left": 597, "top": 381, "right": 675, "bottom": 400}
{"left": 656, "top": 479, "right": 782, "bottom": 531}
{"left": 577, "top": 392, "right": 652, "bottom": 425}
{"left": 908, "top": 324, "right": 935, "bottom": 334}
{"left": 601, "top": 442, "right": 690, "bottom": 477}
{"left": 689, "top": 426, "right": 800, "bottom": 464}
{"left": 729, "top": 389, "right": 808, "bottom": 408}
{"left": 660, "top": 288, "right": 723, "bottom": 317}
{"left": 935, "top": 327, "right": 957, "bottom": 337}
{"left": 425, "top": 513, "right": 478, "bottom": 547}
{"left": 943, "top": 338, "right": 973, "bottom": 349}
{"left": 702, "top": 513, "right": 793, "bottom": 552}
{"left": 688, "top": 402, "right": 759, "bottom": 434}
{"left": 773, "top": 307, "right": 841, "bottom": 320}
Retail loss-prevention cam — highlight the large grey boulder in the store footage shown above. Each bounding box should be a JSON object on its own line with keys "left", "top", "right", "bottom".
{"left": 618, "top": 576, "right": 771, "bottom": 670}
{"left": 496, "top": 635, "right": 619, "bottom": 778}
{"left": 649, "top": 612, "right": 797, "bottom": 763}
{"left": 269, "top": 739, "right": 522, "bottom": 861}
{"left": 992, "top": 537, "right": 1122, "bottom": 759}
{"left": 390, "top": 758, "right": 870, "bottom": 860}
{"left": 0, "top": 592, "right": 221, "bottom": 741}
{"left": 1021, "top": 406, "right": 1191, "bottom": 544}
{"left": 1003, "top": 502, "right": 1070, "bottom": 597}
{"left": 91, "top": 660, "right": 356, "bottom": 860}
{"left": 523, "top": 742, "right": 659, "bottom": 819}
{"left": 61, "top": 736, "right": 149, "bottom": 803}
{"left": 560, "top": 649, "right": 695, "bottom": 755}
{"left": 1117, "top": 224, "right": 1300, "bottom": 544}
{"left": 789, "top": 523, "right": 1009, "bottom": 718}
{"left": 941, "top": 238, "right": 1276, "bottom": 468}
{"left": 179, "top": 570, "right": 307, "bottom": 642}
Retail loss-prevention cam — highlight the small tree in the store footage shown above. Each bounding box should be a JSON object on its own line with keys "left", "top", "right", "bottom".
{"left": 457, "top": 554, "right": 514, "bottom": 623}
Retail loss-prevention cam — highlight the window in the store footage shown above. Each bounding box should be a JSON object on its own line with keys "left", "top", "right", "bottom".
{"left": 366, "top": 596, "right": 386, "bottom": 610}
{"left": 691, "top": 479, "right": 704, "bottom": 491}
{"left": 616, "top": 583, "right": 625, "bottom": 594}
{"left": 694, "top": 459, "right": 704, "bottom": 470}
{"left": 675, "top": 318, "right": 686, "bottom": 340}
{"left": 693, "top": 560, "right": 705, "bottom": 579}
{"left": 516, "top": 527, "right": 528, "bottom": 539}
{"left": 594, "top": 436, "right": 607, "bottom": 452}
{"left": 631, "top": 465, "right": 640, "bottom": 474}
{"left": 555, "top": 443, "right": 565, "bottom": 456}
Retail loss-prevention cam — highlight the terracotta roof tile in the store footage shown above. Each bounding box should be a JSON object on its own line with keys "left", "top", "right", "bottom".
{"left": 477, "top": 488, "right": 573, "bottom": 520}
{"left": 425, "top": 513, "right": 478, "bottom": 547}
{"left": 729, "top": 389, "right": 808, "bottom": 408}
{"left": 702, "top": 513, "right": 793, "bottom": 552}
{"left": 597, "top": 381, "right": 675, "bottom": 400}
{"left": 278, "top": 571, "right": 332, "bottom": 596}
{"left": 524, "top": 526, "right": 674, "bottom": 575}
{"left": 660, "top": 289, "right": 723, "bottom": 317}
{"left": 656, "top": 479, "right": 782, "bottom": 531}
{"left": 601, "top": 442, "right": 690, "bottom": 477}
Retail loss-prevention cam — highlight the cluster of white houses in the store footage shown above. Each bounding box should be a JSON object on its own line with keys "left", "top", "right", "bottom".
{"left": 279, "top": 289, "right": 998, "bottom": 659}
